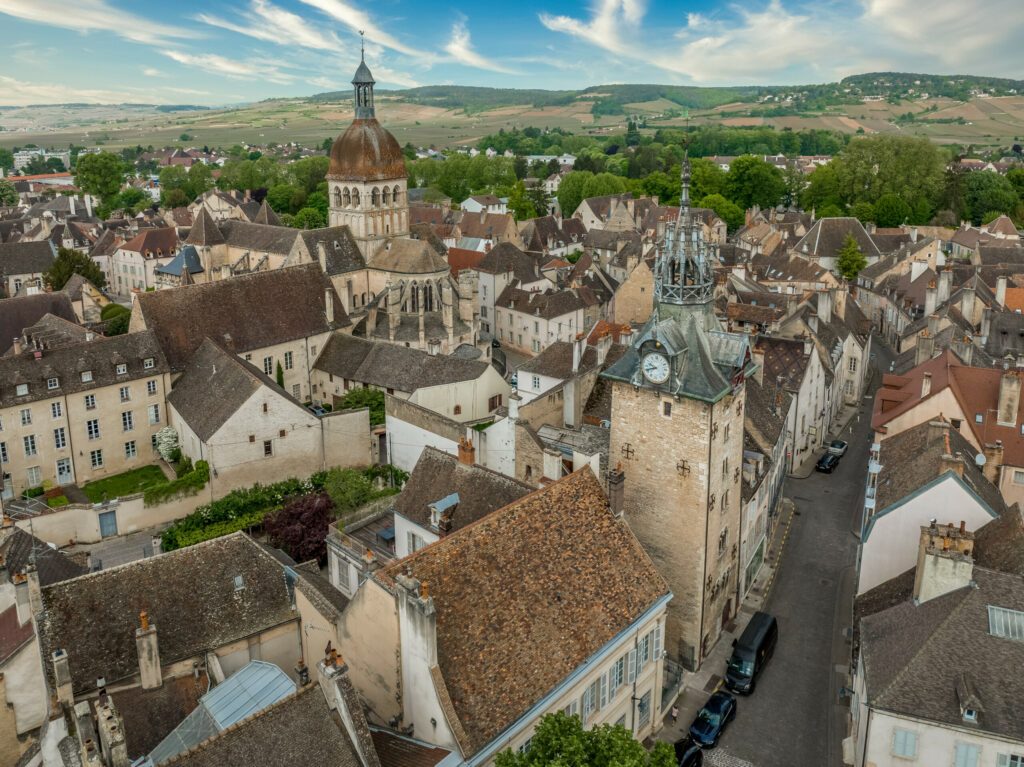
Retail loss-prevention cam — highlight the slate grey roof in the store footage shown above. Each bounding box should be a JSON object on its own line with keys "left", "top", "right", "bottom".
{"left": 0, "top": 528, "right": 87, "bottom": 586}
{"left": 792, "top": 217, "right": 881, "bottom": 261}
{"left": 162, "top": 684, "right": 363, "bottom": 767}
{"left": 313, "top": 333, "right": 490, "bottom": 392}
{"left": 471, "top": 242, "right": 542, "bottom": 282}
{"left": 394, "top": 447, "right": 533, "bottom": 533}
{"left": 984, "top": 311, "right": 1024, "bottom": 358}
{"left": 218, "top": 220, "right": 297, "bottom": 255}
{"left": 39, "top": 532, "right": 296, "bottom": 694}
{"left": 133, "top": 263, "right": 349, "bottom": 371}
{"left": 744, "top": 374, "right": 790, "bottom": 450}
{"left": 154, "top": 245, "right": 204, "bottom": 277}
{"left": 184, "top": 208, "right": 225, "bottom": 247}
{"left": 0, "top": 292, "right": 78, "bottom": 354}
{"left": 0, "top": 240, "right": 57, "bottom": 278}
{"left": 299, "top": 227, "right": 364, "bottom": 275}
{"left": 251, "top": 200, "right": 282, "bottom": 226}
{"left": 494, "top": 284, "right": 598, "bottom": 320}
{"left": 0, "top": 330, "right": 168, "bottom": 408}
{"left": 517, "top": 341, "right": 598, "bottom": 380}
{"left": 860, "top": 567, "right": 1024, "bottom": 740}
{"left": 369, "top": 239, "right": 447, "bottom": 274}
{"left": 167, "top": 338, "right": 306, "bottom": 442}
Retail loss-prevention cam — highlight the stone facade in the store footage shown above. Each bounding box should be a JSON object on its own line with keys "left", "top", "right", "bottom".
{"left": 609, "top": 382, "right": 745, "bottom": 669}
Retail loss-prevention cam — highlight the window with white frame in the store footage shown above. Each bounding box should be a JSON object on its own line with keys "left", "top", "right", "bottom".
{"left": 954, "top": 743, "right": 980, "bottom": 767}
{"left": 637, "top": 633, "right": 651, "bottom": 675}
{"left": 20, "top": 408, "right": 31, "bottom": 426}
{"left": 532, "top": 375, "right": 541, "bottom": 390}
{"left": 125, "top": 441, "right": 137, "bottom": 459}
{"left": 997, "top": 754, "right": 1024, "bottom": 767}
{"left": 84, "top": 394, "right": 96, "bottom": 410}
{"left": 15, "top": 384, "right": 28, "bottom": 397}
{"left": 147, "top": 379, "right": 157, "bottom": 396}
{"left": 119, "top": 386, "right": 130, "bottom": 402}
{"left": 47, "top": 377, "right": 59, "bottom": 390}
{"left": 81, "top": 370, "right": 92, "bottom": 382}
{"left": 87, "top": 419, "right": 100, "bottom": 440}
{"left": 637, "top": 689, "right": 651, "bottom": 726}
{"left": 51, "top": 402, "right": 62, "bottom": 419}
{"left": 517, "top": 737, "right": 532, "bottom": 754}
{"left": 561, "top": 700, "right": 578, "bottom": 718}
{"left": 122, "top": 411, "right": 134, "bottom": 432}
{"left": 23, "top": 435, "right": 36, "bottom": 457}
{"left": 53, "top": 428, "right": 66, "bottom": 449}
{"left": 148, "top": 404, "right": 160, "bottom": 424}
{"left": 263, "top": 357, "right": 273, "bottom": 376}
{"left": 849, "top": 358, "right": 857, "bottom": 373}
{"left": 284, "top": 351, "right": 293, "bottom": 370}
{"left": 26, "top": 466, "right": 41, "bottom": 487}
{"left": 581, "top": 677, "right": 600, "bottom": 720}
{"left": 407, "top": 531, "right": 425, "bottom": 554}
{"left": 143, "top": 357, "right": 154, "bottom": 369}
{"left": 116, "top": 363, "right": 127, "bottom": 375}
{"left": 90, "top": 449, "right": 103, "bottom": 468}
{"left": 891, "top": 728, "right": 918, "bottom": 759}
{"left": 608, "top": 655, "right": 625, "bottom": 696}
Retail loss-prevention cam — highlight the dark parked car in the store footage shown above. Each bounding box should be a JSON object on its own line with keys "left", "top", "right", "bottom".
{"left": 688, "top": 691, "right": 737, "bottom": 747}
{"left": 725, "top": 611, "right": 778, "bottom": 694}
{"left": 815, "top": 452, "right": 840, "bottom": 473}
{"left": 674, "top": 737, "right": 704, "bottom": 766}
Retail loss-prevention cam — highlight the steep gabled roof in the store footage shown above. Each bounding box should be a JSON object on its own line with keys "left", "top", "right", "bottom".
{"left": 0, "top": 239, "right": 57, "bottom": 277}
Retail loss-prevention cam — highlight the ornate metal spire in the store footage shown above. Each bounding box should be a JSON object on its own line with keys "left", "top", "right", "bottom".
{"left": 352, "top": 31, "right": 376, "bottom": 119}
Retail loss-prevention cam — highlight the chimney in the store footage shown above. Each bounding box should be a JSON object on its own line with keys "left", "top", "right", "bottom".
{"left": 915, "top": 330, "right": 936, "bottom": 367}
{"left": 952, "top": 334, "right": 975, "bottom": 365}
{"left": 924, "top": 280, "right": 937, "bottom": 316}
{"left": 961, "top": 286, "right": 976, "bottom": 326}
{"left": 135, "top": 611, "right": 162, "bottom": 690}
{"left": 817, "top": 289, "right": 832, "bottom": 324}
{"left": 96, "top": 696, "right": 130, "bottom": 767}
{"left": 84, "top": 194, "right": 93, "bottom": 218}
{"left": 983, "top": 440, "right": 1004, "bottom": 484}
{"left": 912, "top": 522, "right": 975, "bottom": 604}
{"left": 980, "top": 308, "right": 993, "bottom": 344}
{"left": 803, "top": 337, "right": 813, "bottom": 356}
{"left": 508, "top": 391, "right": 520, "bottom": 421}
{"left": 921, "top": 371, "right": 932, "bottom": 399}
{"left": 937, "top": 269, "right": 952, "bottom": 304}
{"left": 325, "top": 288, "right": 335, "bottom": 325}
{"left": 52, "top": 649, "right": 74, "bottom": 708}
{"left": 13, "top": 573, "right": 30, "bottom": 626}
{"left": 751, "top": 346, "right": 765, "bottom": 386}
{"left": 317, "top": 242, "right": 328, "bottom": 273}
{"left": 939, "top": 429, "right": 964, "bottom": 478}
{"left": 457, "top": 436, "right": 475, "bottom": 466}
{"left": 571, "top": 333, "right": 586, "bottom": 374}
{"left": 997, "top": 367, "right": 1021, "bottom": 426}
{"left": 807, "top": 313, "right": 818, "bottom": 333}
{"left": 910, "top": 226, "right": 918, "bottom": 243}
{"left": 996, "top": 275, "right": 1008, "bottom": 308}
{"left": 542, "top": 447, "right": 562, "bottom": 481}
{"left": 12, "top": 337, "right": 21, "bottom": 356}
{"left": 608, "top": 465, "right": 625, "bottom": 518}
{"left": 26, "top": 564, "right": 42, "bottom": 616}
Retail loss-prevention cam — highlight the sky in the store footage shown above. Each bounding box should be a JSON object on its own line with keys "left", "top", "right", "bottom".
{"left": 0, "top": 0, "right": 1022, "bottom": 106}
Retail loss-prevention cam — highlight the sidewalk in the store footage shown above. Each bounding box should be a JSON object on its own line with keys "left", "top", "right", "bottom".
{"left": 657, "top": 496, "right": 797, "bottom": 744}
{"left": 788, "top": 401, "right": 866, "bottom": 480}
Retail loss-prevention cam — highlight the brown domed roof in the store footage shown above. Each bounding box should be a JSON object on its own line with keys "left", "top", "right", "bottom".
{"left": 328, "top": 118, "right": 406, "bottom": 182}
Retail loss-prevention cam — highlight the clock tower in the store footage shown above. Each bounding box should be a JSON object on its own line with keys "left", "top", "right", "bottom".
{"left": 602, "top": 154, "right": 755, "bottom": 671}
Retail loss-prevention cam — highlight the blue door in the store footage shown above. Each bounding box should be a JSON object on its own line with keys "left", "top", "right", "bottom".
{"left": 98, "top": 510, "right": 118, "bottom": 538}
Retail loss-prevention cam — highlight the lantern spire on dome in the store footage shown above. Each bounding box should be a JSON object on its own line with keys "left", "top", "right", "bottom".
{"left": 352, "top": 30, "right": 375, "bottom": 119}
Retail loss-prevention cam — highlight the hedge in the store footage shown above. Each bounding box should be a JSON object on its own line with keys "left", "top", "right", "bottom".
{"left": 143, "top": 460, "right": 210, "bottom": 506}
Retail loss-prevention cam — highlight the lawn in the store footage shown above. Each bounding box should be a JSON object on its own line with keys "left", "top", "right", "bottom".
{"left": 81, "top": 465, "right": 168, "bottom": 503}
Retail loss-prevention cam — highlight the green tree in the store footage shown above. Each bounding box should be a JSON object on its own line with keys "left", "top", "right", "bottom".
{"left": 834, "top": 135, "right": 945, "bottom": 208}
{"left": 526, "top": 185, "right": 551, "bottom": 216}
{"left": 699, "top": 193, "right": 745, "bottom": 232}
{"left": 724, "top": 155, "right": 785, "bottom": 210}
{"left": 819, "top": 203, "right": 844, "bottom": 218}
{"left": 507, "top": 181, "right": 537, "bottom": 221}
{"left": 98, "top": 187, "right": 151, "bottom": 219}
{"left": 74, "top": 151, "right": 126, "bottom": 200}
{"left": 0, "top": 148, "right": 13, "bottom": 173}
{"left": 179, "top": 133, "right": 192, "bottom": 142}
{"left": 0, "top": 179, "right": 17, "bottom": 206}
{"left": 872, "top": 193, "right": 911, "bottom": 227}
{"left": 850, "top": 201, "right": 875, "bottom": 223}
{"left": 800, "top": 163, "right": 842, "bottom": 213}
{"left": 187, "top": 162, "right": 214, "bottom": 199}
{"left": 836, "top": 232, "right": 868, "bottom": 281}
{"left": 688, "top": 158, "right": 725, "bottom": 202}
{"left": 287, "top": 156, "right": 329, "bottom": 193}
{"left": 964, "top": 172, "right": 1018, "bottom": 224}
{"left": 275, "top": 361, "right": 285, "bottom": 387}
{"left": 495, "top": 712, "right": 675, "bottom": 767}
{"left": 291, "top": 207, "right": 326, "bottom": 229}
{"left": 267, "top": 184, "right": 302, "bottom": 215}
{"left": 305, "top": 190, "right": 329, "bottom": 219}
{"left": 557, "top": 171, "right": 593, "bottom": 217}
{"left": 44, "top": 247, "right": 107, "bottom": 290}
{"left": 1007, "top": 167, "right": 1024, "bottom": 200}
{"left": 159, "top": 165, "right": 190, "bottom": 206}
{"left": 581, "top": 172, "right": 626, "bottom": 200}
{"left": 161, "top": 189, "right": 189, "bottom": 209}
{"left": 322, "top": 468, "right": 377, "bottom": 515}
{"left": 104, "top": 307, "right": 131, "bottom": 336}
{"left": 336, "top": 387, "right": 384, "bottom": 424}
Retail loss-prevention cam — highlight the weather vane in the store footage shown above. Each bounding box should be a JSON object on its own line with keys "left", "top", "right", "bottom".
{"left": 359, "top": 30, "right": 365, "bottom": 61}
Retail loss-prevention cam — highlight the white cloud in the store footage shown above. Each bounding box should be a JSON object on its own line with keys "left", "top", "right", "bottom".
{"left": 296, "top": 0, "right": 426, "bottom": 57}
{"left": 444, "top": 21, "right": 519, "bottom": 74}
{"left": 142, "top": 67, "right": 165, "bottom": 78}
{"left": 159, "top": 50, "right": 296, "bottom": 85}
{"left": 0, "top": 0, "right": 189, "bottom": 45}
{"left": 0, "top": 73, "right": 152, "bottom": 106}
{"left": 539, "top": 0, "right": 645, "bottom": 55}
{"left": 197, "top": 0, "right": 341, "bottom": 52}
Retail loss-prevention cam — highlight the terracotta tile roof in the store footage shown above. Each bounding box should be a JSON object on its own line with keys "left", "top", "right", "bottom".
{"left": 121, "top": 227, "right": 178, "bottom": 257}
{"left": 371, "top": 730, "right": 451, "bottom": 767}
{"left": 1003, "top": 287, "right": 1024, "bottom": 312}
{"left": 39, "top": 533, "right": 296, "bottom": 694}
{"left": 871, "top": 349, "right": 960, "bottom": 433}
{"left": 0, "top": 604, "right": 32, "bottom": 664}
{"left": 133, "top": 263, "right": 349, "bottom": 371}
{"left": 984, "top": 214, "right": 1020, "bottom": 237}
{"left": 377, "top": 469, "right": 669, "bottom": 756}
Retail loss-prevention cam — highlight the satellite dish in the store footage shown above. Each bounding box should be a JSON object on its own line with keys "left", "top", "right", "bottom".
{"left": 975, "top": 453, "right": 987, "bottom": 467}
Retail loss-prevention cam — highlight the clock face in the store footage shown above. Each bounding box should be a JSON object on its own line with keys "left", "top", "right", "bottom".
{"left": 642, "top": 352, "right": 671, "bottom": 384}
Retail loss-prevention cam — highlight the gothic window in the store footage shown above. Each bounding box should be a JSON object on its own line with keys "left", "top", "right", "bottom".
{"left": 343, "top": 187, "right": 351, "bottom": 206}
{"left": 334, "top": 187, "right": 343, "bottom": 207}
{"left": 392, "top": 187, "right": 401, "bottom": 206}
{"left": 371, "top": 187, "right": 380, "bottom": 207}
{"left": 351, "top": 188, "right": 360, "bottom": 206}
{"left": 382, "top": 186, "right": 391, "bottom": 205}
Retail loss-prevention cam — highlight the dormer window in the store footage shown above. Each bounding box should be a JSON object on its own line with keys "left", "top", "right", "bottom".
{"left": 963, "top": 708, "right": 977, "bottom": 723}
{"left": 15, "top": 384, "right": 28, "bottom": 396}
{"left": 143, "top": 358, "right": 154, "bottom": 370}
{"left": 975, "top": 413, "right": 983, "bottom": 423}
{"left": 47, "top": 378, "right": 59, "bottom": 390}
{"left": 233, "top": 575, "right": 245, "bottom": 591}
{"left": 81, "top": 371, "right": 93, "bottom": 383}
{"left": 116, "top": 364, "right": 127, "bottom": 375}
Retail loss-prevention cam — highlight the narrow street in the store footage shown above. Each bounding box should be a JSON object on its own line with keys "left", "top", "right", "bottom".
{"left": 711, "top": 339, "right": 893, "bottom": 767}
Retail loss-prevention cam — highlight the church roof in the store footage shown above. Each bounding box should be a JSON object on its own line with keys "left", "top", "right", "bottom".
{"left": 328, "top": 119, "right": 406, "bottom": 182}
{"left": 369, "top": 238, "right": 447, "bottom": 274}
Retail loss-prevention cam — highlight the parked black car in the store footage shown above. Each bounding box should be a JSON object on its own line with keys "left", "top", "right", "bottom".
{"left": 815, "top": 452, "right": 840, "bottom": 473}
{"left": 725, "top": 611, "right": 778, "bottom": 694}
{"left": 673, "top": 737, "right": 704, "bottom": 766}
{"left": 688, "top": 691, "right": 737, "bottom": 747}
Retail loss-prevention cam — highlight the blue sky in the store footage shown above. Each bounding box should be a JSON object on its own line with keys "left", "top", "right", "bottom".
{"left": 0, "top": 0, "right": 1022, "bottom": 105}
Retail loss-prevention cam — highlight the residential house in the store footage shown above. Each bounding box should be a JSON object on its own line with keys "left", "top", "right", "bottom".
{"left": 0, "top": 292, "right": 77, "bottom": 355}
{"left": 129, "top": 263, "right": 350, "bottom": 401}
{"left": 457, "top": 210, "right": 521, "bottom": 248}
{"left": 109, "top": 228, "right": 179, "bottom": 296}
{"left": 467, "top": 243, "right": 549, "bottom": 337}
{"left": 572, "top": 193, "right": 634, "bottom": 231}
{"left": 790, "top": 217, "right": 882, "bottom": 272}
{"left": 168, "top": 339, "right": 370, "bottom": 492}
{"left": 460, "top": 195, "right": 506, "bottom": 215}
{"left": 0, "top": 240, "right": 57, "bottom": 297}
{"left": 494, "top": 285, "right": 600, "bottom": 356}
{"left": 0, "top": 330, "right": 171, "bottom": 497}
{"left": 518, "top": 215, "right": 584, "bottom": 259}
{"left": 60, "top": 273, "right": 110, "bottom": 324}
{"left": 859, "top": 419, "right": 1007, "bottom": 595}
{"left": 334, "top": 469, "right": 672, "bottom": 764}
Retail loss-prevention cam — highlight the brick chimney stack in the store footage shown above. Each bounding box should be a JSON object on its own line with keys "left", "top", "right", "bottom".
{"left": 608, "top": 465, "right": 625, "bottom": 518}
{"left": 997, "top": 366, "right": 1020, "bottom": 427}
{"left": 135, "top": 611, "right": 162, "bottom": 690}
{"left": 913, "top": 521, "right": 975, "bottom": 604}
{"left": 457, "top": 436, "right": 475, "bottom": 465}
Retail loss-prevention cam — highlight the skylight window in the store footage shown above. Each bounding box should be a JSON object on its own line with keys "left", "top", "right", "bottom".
{"left": 988, "top": 606, "right": 1024, "bottom": 641}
